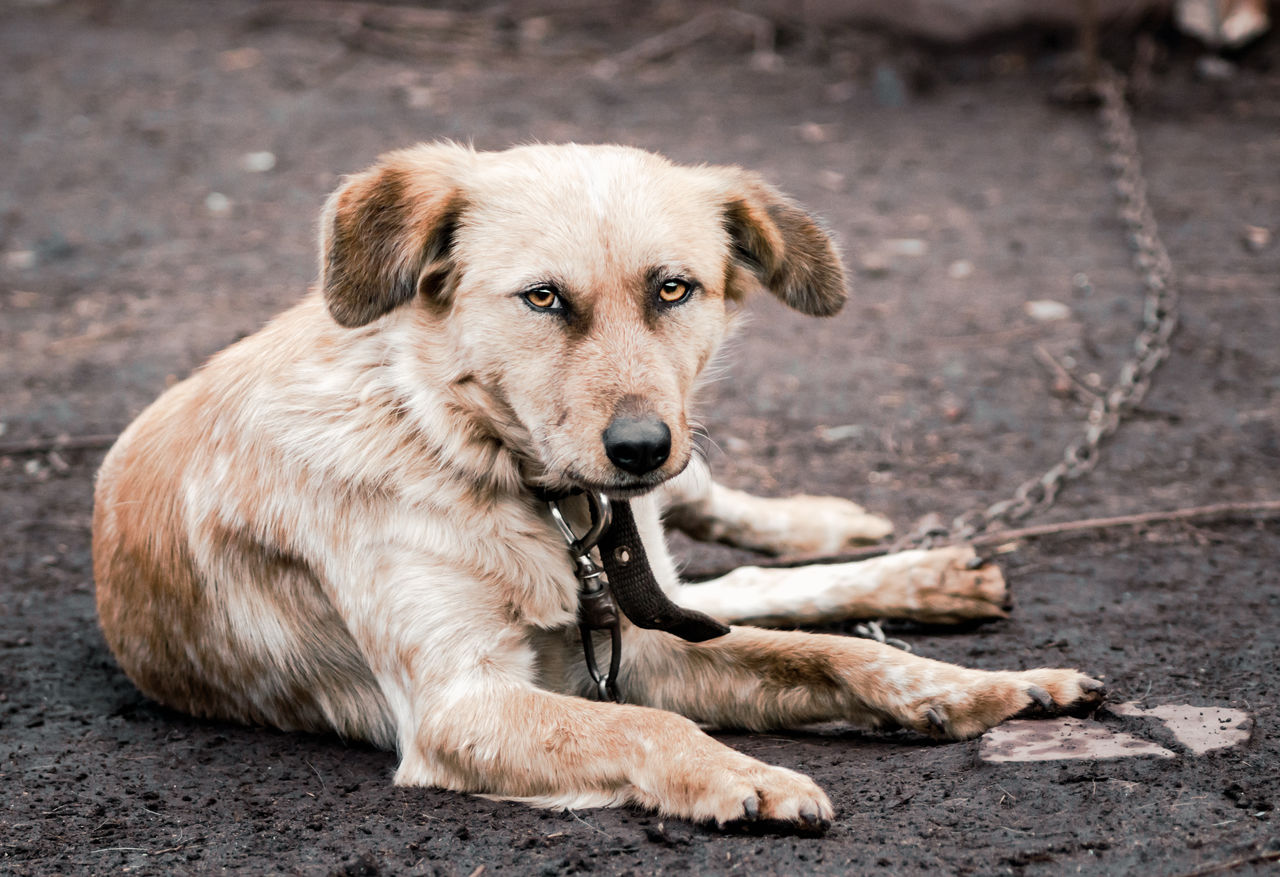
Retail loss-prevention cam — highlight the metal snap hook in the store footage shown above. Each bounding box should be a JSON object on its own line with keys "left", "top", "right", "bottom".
{"left": 547, "top": 491, "right": 612, "bottom": 557}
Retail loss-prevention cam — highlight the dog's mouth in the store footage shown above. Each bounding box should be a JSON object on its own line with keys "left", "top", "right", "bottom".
{"left": 537, "top": 458, "right": 689, "bottom": 501}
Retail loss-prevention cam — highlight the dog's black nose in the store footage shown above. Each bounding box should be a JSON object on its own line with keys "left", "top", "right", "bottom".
{"left": 603, "top": 417, "right": 671, "bottom": 476}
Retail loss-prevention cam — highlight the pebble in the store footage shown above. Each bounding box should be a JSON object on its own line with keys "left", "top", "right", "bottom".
{"left": 799, "top": 122, "right": 829, "bottom": 144}
{"left": 205, "top": 192, "right": 232, "bottom": 215}
{"left": 981, "top": 717, "right": 1174, "bottom": 763}
{"left": 885, "top": 238, "right": 927, "bottom": 257}
{"left": 947, "top": 259, "right": 974, "bottom": 280}
{"left": 241, "top": 151, "right": 277, "bottom": 173}
{"left": 4, "top": 250, "right": 36, "bottom": 270}
{"left": 1024, "top": 299, "right": 1071, "bottom": 322}
{"left": 218, "top": 47, "right": 262, "bottom": 72}
{"left": 1195, "top": 56, "right": 1236, "bottom": 81}
{"left": 818, "top": 170, "right": 846, "bottom": 192}
{"left": 1111, "top": 703, "right": 1252, "bottom": 755}
{"left": 1242, "top": 224, "right": 1271, "bottom": 252}
{"left": 872, "top": 64, "right": 908, "bottom": 108}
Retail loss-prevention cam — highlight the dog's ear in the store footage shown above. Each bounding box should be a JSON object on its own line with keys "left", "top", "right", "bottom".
{"left": 319, "top": 144, "right": 470, "bottom": 328}
{"left": 718, "top": 172, "right": 848, "bottom": 317}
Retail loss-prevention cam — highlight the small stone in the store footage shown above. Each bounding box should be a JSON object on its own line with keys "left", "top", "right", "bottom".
{"left": 885, "top": 238, "right": 927, "bottom": 257}
{"left": 205, "top": 192, "right": 232, "bottom": 216}
{"left": 1111, "top": 702, "right": 1252, "bottom": 755}
{"left": 218, "top": 47, "right": 262, "bottom": 72}
{"left": 941, "top": 393, "right": 966, "bottom": 422}
{"left": 4, "top": 250, "right": 36, "bottom": 270}
{"left": 1195, "top": 56, "right": 1236, "bottom": 81}
{"left": 1242, "top": 224, "right": 1271, "bottom": 252}
{"left": 872, "top": 64, "right": 908, "bottom": 108}
{"left": 401, "top": 85, "right": 434, "bottom": 109}
{"left": 818, "top": 170, "right": 845, "bottom": 192}
{"left": 947, "top": 259, "right": 974, "bottom": 280}
{"left": 980, "top": 717, "right": 1174, "bottom": 763}
{"left": 817, "top": 424, "right": 864, "bottom": 443}
{"left": 241, "top": 151, "right": 276, "bottom": 173}
{"left": 799, "top": 122, "right": 829, "bottom": 144}
{"left": 1024, "top": 299, "right": 1071, "bottom": 322}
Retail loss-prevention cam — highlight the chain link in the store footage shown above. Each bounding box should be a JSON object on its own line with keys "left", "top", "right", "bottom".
{"left": 902, "top": 65, "right": 1180, "bottom": 549}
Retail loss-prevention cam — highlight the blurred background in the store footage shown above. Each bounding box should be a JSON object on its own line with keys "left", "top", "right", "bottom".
{"left": 2, "top": 2, "right": 1278, "bottom": 874}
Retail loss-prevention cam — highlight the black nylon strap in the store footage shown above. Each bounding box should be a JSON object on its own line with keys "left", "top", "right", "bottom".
{"left": 598, "top": 499, "right": 730, "bottom": 643}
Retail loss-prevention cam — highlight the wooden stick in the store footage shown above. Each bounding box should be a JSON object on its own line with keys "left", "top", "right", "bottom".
{"left": 1171, "top": 849, "right": 1280, "bottom": 877}
{"left": 971, "top": 500, "right": 1280, "bottom": 548}
{"left": 0, "top": 433, "right": 118, "bottom": 456}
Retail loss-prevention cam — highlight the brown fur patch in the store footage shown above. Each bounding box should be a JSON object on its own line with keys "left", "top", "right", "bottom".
{"left": 322, "top": 154, "right": 467, "bottom": 327}
{"left": 720, "top": 176, "right": 848, "bottom": 317}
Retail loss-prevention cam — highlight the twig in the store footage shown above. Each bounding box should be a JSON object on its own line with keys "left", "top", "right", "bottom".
{"left": 971, "top": 500, "right": 1280, "bottom": 548}
{"left": 149, "top": 837, "right": 206, "bottom": 856}
{"left": 305, "top": 759, "right": 328, "bottom": 794}
{"left": 595, "top": 9, "right": 778, "bottom": 77}
{"left": 1172, "top": 849, "right": 1280, "bottom": 877}
{"left": 1033, "top": 343, "right": 1101, "bottom": 404}
{"left": 565, "top": 808, "right": 612, "bottom": 837}
{"left": 0, "top": 433, "right": 117, "bottom": 456}
{"left": 260, "top": 0, "right": 461, "bottom": 32}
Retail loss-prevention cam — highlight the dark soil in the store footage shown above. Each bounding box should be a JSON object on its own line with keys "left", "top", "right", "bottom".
{"left": 2, "top": 2, "right": 1278, "bottom": 874}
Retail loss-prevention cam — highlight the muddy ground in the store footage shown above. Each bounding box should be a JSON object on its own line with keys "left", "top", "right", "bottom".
{"left": 2, "top": 1, "right": 1279, "bottom": 874}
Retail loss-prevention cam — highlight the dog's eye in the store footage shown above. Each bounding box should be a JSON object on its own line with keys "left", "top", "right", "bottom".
{"left": 657, "top": 279, "right": 692, "bottom": 305}
{"left": 523, "top": 287, "right": 563, "bottom": 311}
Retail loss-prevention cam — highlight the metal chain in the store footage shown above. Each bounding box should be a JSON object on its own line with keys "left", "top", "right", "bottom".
{"left": 901, "top": 64, "right": 1180, "bottom": 549}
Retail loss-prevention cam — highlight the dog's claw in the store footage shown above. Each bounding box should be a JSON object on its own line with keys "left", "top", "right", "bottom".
{"left": 1081, "top": 677, "right": 1106, "bottom": 695}
{"left": 1028, "top": 685, "right": 1055, "bottom": 711}
{"left": 798, "top": 804, "right": 829, "bottom": 831}
{"left": 926, "top": 707, "right": 947, "bottom": 735}
{"left": 742, "top": 796, "right": 760, "bottom": 820}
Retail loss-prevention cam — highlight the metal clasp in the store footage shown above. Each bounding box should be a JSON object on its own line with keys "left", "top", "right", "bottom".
{"left": 547, "top": 492, "right": 622, "bottom": 702}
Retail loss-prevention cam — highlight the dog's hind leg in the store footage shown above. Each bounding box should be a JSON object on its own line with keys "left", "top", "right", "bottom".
{"left": 660, "top": 463, "right": 893, "bottom": 556}
{"left": 675, "top": 546, "right": 1009, "bottom": 626}
{"left": 617, "top": 625, "right": 1104, "bottom": 739}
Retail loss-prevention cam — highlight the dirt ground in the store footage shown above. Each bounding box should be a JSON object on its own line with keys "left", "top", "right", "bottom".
{"left": 2, "top": 1, "right": 1279, "bottom": 874}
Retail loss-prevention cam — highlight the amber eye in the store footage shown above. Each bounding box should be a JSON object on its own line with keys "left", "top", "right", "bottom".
{"left": 658, "top": 279, "right": 691, "bottom": 305}
{"left": 522, "top": 286, "right": 563, "bottom": 311}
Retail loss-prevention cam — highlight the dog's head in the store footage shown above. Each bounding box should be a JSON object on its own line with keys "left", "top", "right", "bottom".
{"left": 319, "top": 143, "right": 847, "bottom": 495}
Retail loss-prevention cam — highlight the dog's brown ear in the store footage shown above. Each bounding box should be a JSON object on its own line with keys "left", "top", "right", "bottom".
{"left": 719, "top": 173, "right": 848, "bottom": 317}
{"left": 319, "top": 144, "right": 470, "bottom": 328}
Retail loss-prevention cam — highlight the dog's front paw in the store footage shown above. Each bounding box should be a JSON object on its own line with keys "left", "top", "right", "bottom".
{"left": 741, "top": 494, "right": 894, "bottom": 556}
{"left": 898, "top": 545, "right": 1009, "bottom": 624}
{"left": 788, "top": 494, "right": 895, "bottom": 553}
{"left": 647, "top": 755, "right": 833, "bottom": 831}
{"left": 906, "top": 669, "right": 1105, "bottom": 740}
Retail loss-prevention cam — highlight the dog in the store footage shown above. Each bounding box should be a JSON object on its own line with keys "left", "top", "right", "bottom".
{"left": 93, "top": 142, "right": 1103, "bottom": 829}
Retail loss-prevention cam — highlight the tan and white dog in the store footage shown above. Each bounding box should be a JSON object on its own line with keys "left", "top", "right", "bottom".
{"left": 93, "top": 142, "right": 1102, "bottom": 829}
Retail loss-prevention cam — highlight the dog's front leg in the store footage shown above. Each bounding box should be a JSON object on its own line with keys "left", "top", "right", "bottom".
{"left": 676, "top": 546, "right": 1008, "bottom": 626}
{"left": 397, "top": 680, "right": 832, "bottom": 826}
{"left": 344, "top": 561, "right": 831, "bottom": 826}
{"left": 621, "top": 626, "right": 1104, "bottom": 739}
